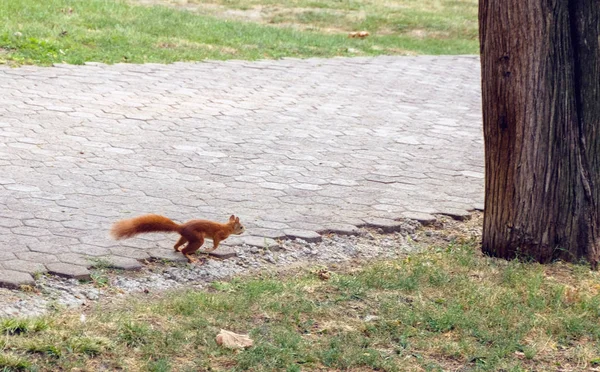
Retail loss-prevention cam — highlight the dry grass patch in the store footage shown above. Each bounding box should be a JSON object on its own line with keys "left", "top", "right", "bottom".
{"left": 132, "top": 0, "right": 479, "bottom": 54}
{"left": 1, "top": 218, "right": 599, "bottom": 370}
{"left": 140, "top": 0, "right": 478, "bottom": 37}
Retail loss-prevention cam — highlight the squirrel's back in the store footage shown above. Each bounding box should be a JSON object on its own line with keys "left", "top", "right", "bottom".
{"left": 111, "top": 214, "right": 181, "bottom": 239}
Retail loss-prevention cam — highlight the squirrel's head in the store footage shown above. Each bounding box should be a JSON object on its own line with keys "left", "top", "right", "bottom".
{"left": 229, "top": 215, "right": 245, "bottom": 235}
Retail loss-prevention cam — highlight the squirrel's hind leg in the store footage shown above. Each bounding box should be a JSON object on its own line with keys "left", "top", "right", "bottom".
{"left": 180, "top": 236, "right": 205, "bottom": 263}
{"left": 173, "top": 236, "right": 187, "bottom": 252}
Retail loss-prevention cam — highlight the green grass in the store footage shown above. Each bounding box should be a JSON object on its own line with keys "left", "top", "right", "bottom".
{"left": 0, "top": 0, "right": 478, "bottom": 66}
{"left": 1, "top": 241, "right": 600, "bottom": 371}
{"left": 181, "top": 0, "right": 478, "bottom": 37}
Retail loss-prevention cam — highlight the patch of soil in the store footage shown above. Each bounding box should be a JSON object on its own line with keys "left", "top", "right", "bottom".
{"left": 129, "top": 0, "right": 364, "bottom": 34}
{"left": 416, "top": 211, "right": 483, "bottom": 246}
{"left": 131, "top": 0, "right": 267, "bottom": 23}
{"left": 406, "top": 28, "right": 451, "bottom": 39}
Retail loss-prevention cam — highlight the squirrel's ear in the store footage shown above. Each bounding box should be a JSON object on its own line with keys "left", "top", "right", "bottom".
{"left": 229, "top": 215, "right": 235, "bottom": 222}
{"left": 235, "top": 217, "right": 240, "bottom": 223}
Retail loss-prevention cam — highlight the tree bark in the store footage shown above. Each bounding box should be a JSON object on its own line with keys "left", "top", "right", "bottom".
{"left": 479, "top": 0, "right": 600, "bottom": 265}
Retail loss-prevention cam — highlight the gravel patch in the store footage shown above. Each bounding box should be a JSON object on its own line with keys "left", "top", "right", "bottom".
{"left": 0, "top": 219, "right": 427, "bottom": 318}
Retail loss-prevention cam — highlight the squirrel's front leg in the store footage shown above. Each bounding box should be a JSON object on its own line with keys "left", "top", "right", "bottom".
{"left": 203, "top": 238, "right": 221, "bottom": 253}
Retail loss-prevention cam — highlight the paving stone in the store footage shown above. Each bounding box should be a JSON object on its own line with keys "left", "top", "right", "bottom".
{"left": 208, "top": 247, "right": 237, "bottom": 260}
{"left": 15, "top": 251, "right": 60, "bottom": 263}
{"left": 329, "top": 179, "right": 360, "bottom": 187}
{"left": 56, "top": 253, "right": 93, "bottom": 267}
{"left": 5, "top": 184, "right": 40, "bottom": 192}
{"left": 0, "top": 270, "right": 35, "bottom": 289}
{"left": 108, "top": 247, "right": 151, "bottom": 260}
{"left": 0, "top": 252, "right": 17, "bottom": 261}
{"left": 94, "top": 256, "right": 143, "bottom": 270}
{"left": 438, "top": 208, "right": 473, "bottom": 221}
{"left": 360, "top": 218, "right": 406, "bottom": 233}
{"left": 290, "top": 183, "right": 322, "bottom": 191}
{"left": 10, "top": 226, "right": 52, "bottom": 237}
{"left": 241, "top": 236, "right": 281, "bottom": 250}
{"left": 244, "top": 228, "right": 286, "bottom": 240}
{"left": 221, "top": 237, "right": 244, "bottom": 246}
{"left": 69, "top": 245, "right": 111, "bottom": 257}
{"left": 2, "top": 260, "right": 47, "bottom": 275}
{"left": 285, "top": 221, "right": 326, "bottom": 232}
{"left": 283, "top": 229, "right": 323, "bottom": 243}
{"left": 473, "top": 203, "right": 485, "bottom": 211}
{"left": 318, "top": 224, "right": 361, "bottom": 236}
{"left": 46, "top": 263, "right": 91, "bottom": 280}
{"left": 0, "top": 217, "right": 23, "bottom": 228}
{"left": 404, "top": 205, "right": 440, "bottom": 215}
{"left": 364, "top": 174, "right": 399, "bottom": 184}
{"left": 400, "top": 212, "right": 437, "bottom": 225}
{"left": 147, "top": 249, "right": 189, "bottom": 263}
{"left": 258, "top": 182, "right": 289, "bottom": 191}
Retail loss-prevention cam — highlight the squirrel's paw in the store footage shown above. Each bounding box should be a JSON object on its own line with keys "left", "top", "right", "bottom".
{"left": 185, "top": 255, "right": 198, "bottom": 263}
{"left": 186, "top": 255, "right": 208, "bottom": 265}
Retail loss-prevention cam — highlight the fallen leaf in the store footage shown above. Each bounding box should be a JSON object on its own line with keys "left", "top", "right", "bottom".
{"left": 317, "top": 269, "right": 331, "bottom": 281}
{"left": 364, "top": 315, "right": 379, "bottom": 322}
{"left": 348, "top": 31, "right": 370, "bottom": 38}
{"left": 215, "top": 329, "right": 253, "bottom": 349}
{"left": 319, "top": 321, "right": 355, "bottom": 333}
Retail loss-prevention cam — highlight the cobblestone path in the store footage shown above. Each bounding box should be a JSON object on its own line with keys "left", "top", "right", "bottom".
{"left": 0, "top": 56, "right": 484, "bottom": 287}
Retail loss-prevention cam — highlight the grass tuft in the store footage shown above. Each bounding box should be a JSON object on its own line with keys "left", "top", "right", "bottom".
{"left": 0, "top": 318, "right": 48, "bottom": 336}
{"left": 66, "top": 336, "right": 108, "bottom": 356}
{"left": 118, "top": 321, "right": 154, "bottom": 347}
{"left": 0, "top": 353, "right": 31, "bottom": 371}
{"left": 25, "top": 343, "right": 62, "bottom": 359}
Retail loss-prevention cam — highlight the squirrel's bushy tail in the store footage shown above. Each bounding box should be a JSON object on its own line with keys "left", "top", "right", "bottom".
{"left": 111, "top": 214, "right": 182, "bottom": 240}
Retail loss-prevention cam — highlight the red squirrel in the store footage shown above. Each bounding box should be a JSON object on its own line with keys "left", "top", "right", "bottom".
{"left": 111, "top": 214, "right": 245, "bottom": 263}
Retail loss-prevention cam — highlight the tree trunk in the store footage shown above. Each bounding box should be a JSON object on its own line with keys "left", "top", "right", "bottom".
{"left": 479, "top": 0, "right": 600, "bottom": 265}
